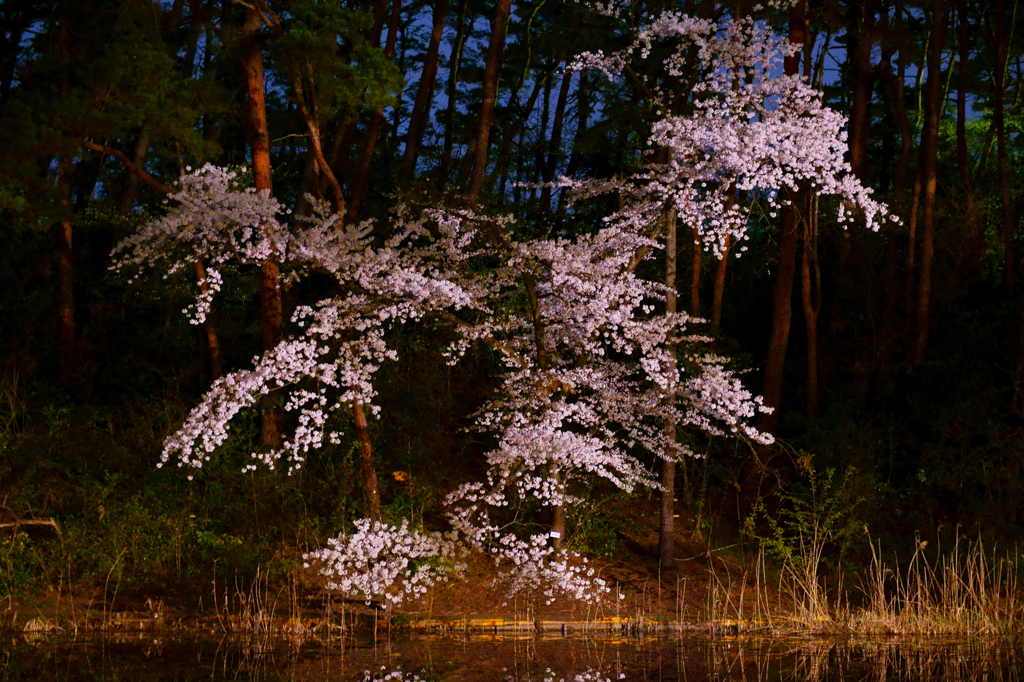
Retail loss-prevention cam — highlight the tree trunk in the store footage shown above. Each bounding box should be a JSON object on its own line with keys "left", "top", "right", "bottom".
{"left": 467, "top": 0, "right": 512, "bottom": 202}
{"left": 346, "top": 0, "right": 402, "bottom": 223}
{"left": 954, "top": 0, "right": 981, "bottom": 284}
{"left": 240, "top": 6, "right": 282, "bottom": 447}
{"left": 800, "top": 193, "right": 821, "bottom": 422}
{"left": 847, "top": 0, "right": 876, "bottom": 181}
{"left": 911, "top": 0, "right": 948, "bottom": 367}
{"left": 194, "top": 260, "right": 224, "bottom": 380}
{"left": 994, "top": 0, "right": 1015, "bottom": 294}
{"left": 659, "top": 207, "right": 678, "bottom": 568}
{"left": 756, "top": 12, "right": 806, "bottom": 436}
{"left": 399, "top": 0, "right": 449, "bottom": 183}
{"left": 494, "top": 67, "right": 553, "bottom": 200}
{"left": 353, "top": 398, "right": 383, "bottom": 520}
{"left": 690, "top": 227, "right": 701, "bottom": 316}
{"left": 117, "top": 132, "right": 149, "bottom": 215}
{"left": 539, "top": 67, "right": 572, "bottom": 219}
{"left": 563, "top": 69, "right": 589, "bottom": 182}
{"left": 55, "top": 154, "right": 76, "bottom": 388}
{"left": 711, "top": 235, "right": 730, "bottom": 331}
{"left": 440, "top": 0, "right": 468, "bottom": 181}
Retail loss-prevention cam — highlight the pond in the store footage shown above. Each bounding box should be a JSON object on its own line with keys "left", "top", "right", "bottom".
{"left": 2, "top": 634, "right": 1021, "bottom": 681}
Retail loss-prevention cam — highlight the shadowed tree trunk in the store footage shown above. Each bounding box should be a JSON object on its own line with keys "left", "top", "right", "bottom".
{"left": 346, "top": 0, "right": 401, "bottom": 224}
{"left": 117, "top": 132, "right": 149, "bottom": 216}
{"left": 400, "top": 0, "right": 449, "bottom": 183}
{"left": 467, "top": 0, "right": 512, "bottom": 202}
{"left": 954, "top": 0, "right": 981, "bottom": 284}
{"left": 711, "top": 235, "right": 730, "bottom": 331}
{"left": 711, "top": 187, "right": 737, "bottom": 332}
{"left": 993, "top": 0, "right": 1015, "bottom": 294}
{"left": 194, "top": 261, "right": 224, "bottom": 380}
{"left": 800, "top": 193, "right": 821, "bottom": 421}
{"left": 494, "top": 66, "right": 554, "bottom": 199}
{"left": 911, "top": 0, "right": 948, "bottom": 367}
{"left": 539, "top": 67, "right": 572, "bottom": 219}
{"left": 756, "top": 11, "right": 806, "bottom": 436}
{"left": 874, "top": 0, "right": 908, "bottom": 392}
{"left": 690, "top": 228, "right": 701, "bottom": 316}
{"left": 240, "top": 5, "right": 283, "bottom": 447}
{"left": 659, "top": 206, "right": 678, "bottom": 568}
{"left": 561, "top": 68, "right": 589, "bottom": 191}
{"left": 440, "top": 0, "right": 468, "bottom": 181}
{"left": 55, "top": 154, "right": 76, "bottom": 388}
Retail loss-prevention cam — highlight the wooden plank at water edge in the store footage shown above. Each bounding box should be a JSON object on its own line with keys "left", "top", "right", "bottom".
{"left": 407, "top": 618, "right": 535, "bottom": 632}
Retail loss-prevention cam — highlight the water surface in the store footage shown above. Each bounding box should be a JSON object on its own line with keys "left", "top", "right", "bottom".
{"left": 2, "top": 633, "right": 1020, "bottom": 681}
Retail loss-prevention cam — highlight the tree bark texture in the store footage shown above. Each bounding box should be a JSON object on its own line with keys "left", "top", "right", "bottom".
{"left": 711, "top": 235, "right": 730, "bottom": 331}
{"left": 194, "top": 260, "right": 224, "bottom": 380}
{"left": 467, "top": 0, "right": 512, "bottom": 202}
{"left": 56, "top": 154, "right": 76, "bottom": 388}
{"left": 954, "top": 0, "right": 981, "bottom": 283}
{"left": 911, "top": 0, "right": 948, "bottom": 367}
{"left": 801, "top": 193, "right": 821, "bottom": 422}
{"left": 756, "top": 13, "right": 806, "bottom": 436}
{"left": 659, "top": 207, "right": 678, "bottom": 568}
{"left": 539, "top": 68, "right": 572, "bottom": 219}
{"left": 440, "top": 0, "right": 468, "bottom": 181}
{"left": 400, "top": 0, "right": 449, "bottom": 183}
{"left": 346, "top": 0, "right": 401, "bottom": 223}
{"left": 354, "top": 398, "right": 383, "bottom": 520}
{"left": 994, "top": 0, "right": 1015, "bottom": 294}
{"left": 241, "top": 6, "right": 283, "bottom": 447}
{"left": 690, "top": 227, "right": 701, "bottom": 316}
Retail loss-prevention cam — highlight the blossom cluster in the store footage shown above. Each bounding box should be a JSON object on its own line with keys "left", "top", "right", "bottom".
{"left": 569, "top": 13, "right": 894, "bottom": 258}
{"left": 111, "top": 165, "right": 288, "bottom": 324}
{"left": 362, "top": 669, "right": 426, "bottom": 682}
{"left": 304, "top": 518, "right": 463, "bottom": 607}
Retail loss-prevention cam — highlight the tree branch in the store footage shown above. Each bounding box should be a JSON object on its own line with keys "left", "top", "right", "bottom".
{"left": 80, "top": 139, "right": 172, "bottom": 195}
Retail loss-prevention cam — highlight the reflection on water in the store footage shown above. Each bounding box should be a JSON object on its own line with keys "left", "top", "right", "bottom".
{"left": 1, "top": 634, "right": 1021, "bottom": 681}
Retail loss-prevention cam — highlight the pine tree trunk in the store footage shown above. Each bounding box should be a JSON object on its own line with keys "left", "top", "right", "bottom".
{"left": 440, "top": 0, "right": 468, "bottom": 181}
{"left": 346, "top": 0, "right": 402, "bottom": 223}
{"left": 911, "top": 0, "right": 948, "bottom": 367}
{"left": 801, "top": 193, "right": 820, "bottom": 422}
{"left": 55, "top": 154, "right": 76, "bottom": 388}
{"left": 467, "top": 0, "right": 512, "bottom": 202}
{"left": 558, "top": 69, "right": 589, "bottom": 213}
{"left": 994, "top": 0, "right": 1015, "bottom": 294}
{"left": 241, "top": 6, "right": 282, "bottom": 447}
{"left": 539, "top": 68, "right": 572, "bottom": 219}
{"left": 756, "top": 12, "right": 806, "bottom": 435}
{"left": 847, "top": 0, "right": 876, "bottom": 181}
{"left": 493, "top": 68, "right": 551, "bottom": 199}
{"left": 400, "top": 0, "right": 449, "bottom": 182}
{"left": 954, "top": 0, "right": 981, "bottom": 284}
{"left": 117, "top": 132, "right": 149, "bottom": 215}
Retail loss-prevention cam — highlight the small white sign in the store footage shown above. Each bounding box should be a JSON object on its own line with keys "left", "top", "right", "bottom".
{"left": 549, "top": 531, "right": 561, "bottom": 539}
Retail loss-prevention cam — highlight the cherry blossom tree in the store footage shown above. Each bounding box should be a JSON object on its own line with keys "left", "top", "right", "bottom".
{"left": 563, "top": 6, "right": 895, "bottom": 564}
{"left": 115, "top": 6, "right": 894, "bottom": 609}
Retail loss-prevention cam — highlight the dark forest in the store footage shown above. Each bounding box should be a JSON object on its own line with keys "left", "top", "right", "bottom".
{"left": 0, "top": 0, "right": 1022, "bottom": 620}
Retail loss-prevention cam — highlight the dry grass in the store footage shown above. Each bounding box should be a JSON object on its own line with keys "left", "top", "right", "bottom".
{"left": 745, "top": 531, "right": 1024, "bottom": 636}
